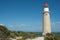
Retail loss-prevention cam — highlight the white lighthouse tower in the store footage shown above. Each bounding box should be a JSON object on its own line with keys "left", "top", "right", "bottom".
{"left": 43, "top": 3, "right": 51, "bottom": 35}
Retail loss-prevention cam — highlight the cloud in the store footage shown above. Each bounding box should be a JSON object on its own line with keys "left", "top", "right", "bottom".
{"left": 36, "top": 21, "right": 60, "bottom": 26}
{"left": 56, "top": 22, "right": 60, "bottom": 24}
{"left": 51, "top": 22, "right": 55, "bottom": 25}
{"left": 16, "top": 24, "right": 26, "bottom": 27}
{"left": 8, "top": 25, "right": 13, "bottom": 27}
{"left": 0, "top": 24, "right": 5, "bottom": 26}
{"left": 16, "top": 24, "right": 32, "bottom": 27}
{"left": 51, "top": 22, "right": 60, "bottom": 26}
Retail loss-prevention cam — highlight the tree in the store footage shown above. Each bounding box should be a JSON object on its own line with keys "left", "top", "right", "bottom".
{"left": 0, "top": 25, "right": 10, "bottom": 40}
{"left": 45, "top": 33, "right": 57, "bottom": 40}
{"left": 29, "top": 32, "right": 36, "bottom": 39}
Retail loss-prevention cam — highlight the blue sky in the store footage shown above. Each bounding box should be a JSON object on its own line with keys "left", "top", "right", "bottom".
{"left": 0, "top": 0, "right": 60, "bottom": 32}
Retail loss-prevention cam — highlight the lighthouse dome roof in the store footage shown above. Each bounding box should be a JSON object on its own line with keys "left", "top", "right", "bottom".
{"left": 44, "top": 2, "right": 48, "bottom": 7}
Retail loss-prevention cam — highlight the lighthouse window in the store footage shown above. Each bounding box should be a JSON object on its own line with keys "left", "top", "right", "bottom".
{"left": 45, "top": 14, "right": 47, "bottom": 15}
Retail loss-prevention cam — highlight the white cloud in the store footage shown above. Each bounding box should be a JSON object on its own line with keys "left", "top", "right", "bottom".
{"left": 0, "top": 24, "right": 5, "bottom": 26}
{"left": 56, "top": 22, "right": 60, "bottom": 24}
{"left": 9, "top": 25, "right": 13, "bottom": 27}
{"left": 51, "top": 22, "right": 55, "bottom": 25}
{"left": 16, "top": 24, "right": 32, "bottom": 27}
{"left": 16, "top": 24, "right": 26, "bottom": 27}
{"left": 51, "top": 21, "right": 60, "bottom": 26}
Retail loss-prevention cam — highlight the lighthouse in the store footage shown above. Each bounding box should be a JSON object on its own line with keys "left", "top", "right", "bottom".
{"left": 43, "top": 3, "right": 51, "bottom": 35}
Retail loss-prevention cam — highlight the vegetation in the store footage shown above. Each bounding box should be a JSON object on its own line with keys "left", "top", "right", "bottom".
{"left": 0, "top": 25, "right": 10, "bottom": 40}
{"left": 45, "top": 33, "right": 60, "bottom": 40}
{"left": 0, "top": 25, "right": 60, "bottom": 40}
